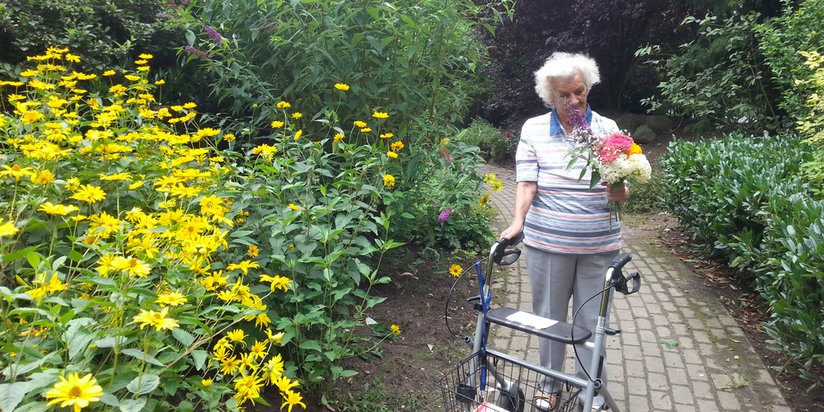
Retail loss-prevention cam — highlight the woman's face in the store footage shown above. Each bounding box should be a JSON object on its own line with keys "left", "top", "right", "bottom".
{"left": 550, "top": 72, "right": 588, "bottom": 122}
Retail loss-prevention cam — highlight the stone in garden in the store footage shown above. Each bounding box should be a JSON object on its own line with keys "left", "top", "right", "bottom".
{"left": 632, "top": 124, "right": 657, "bottom": 144}
{"left": 645, "top": 115, "right": 674, "bottom": 133}
{"left": 615, "top": 113, "right": 645, "bottom": 133}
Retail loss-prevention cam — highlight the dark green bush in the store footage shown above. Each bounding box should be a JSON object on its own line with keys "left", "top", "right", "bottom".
{"left": 757, "top": 0, "right": 824, "bottom": 125}
{"left": 454, "top": 118, "right": 517, "bottom": 164}
{"left": 643, "top": 12, "right": 779, "bottom": 133}
{"left": 661, "top": 133, "right": 823, "bottom": 389}
{"left": 0, "top": 0, "right": 180, "bottom": 75}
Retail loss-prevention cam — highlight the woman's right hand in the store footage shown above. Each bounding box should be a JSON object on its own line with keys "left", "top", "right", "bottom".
{"left": 499, "top": 223, "right": 523, "bottom": 241}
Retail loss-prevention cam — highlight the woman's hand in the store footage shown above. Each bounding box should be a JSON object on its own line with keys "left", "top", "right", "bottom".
{"left": 606, "top": 183, "right": 630, "bottom": 202}
{"left": 499, "top": 222, "right": 523, "bottom": 240}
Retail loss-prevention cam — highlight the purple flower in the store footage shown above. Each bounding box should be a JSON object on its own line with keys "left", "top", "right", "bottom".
{"left": 438, "top": 208, "right": 453, "bottom": 223}
{"left": 184, "top": 45, "right": 209, "bottom": 60}
{"left": 203, "top": 25, "right": 225, "bottom": 44}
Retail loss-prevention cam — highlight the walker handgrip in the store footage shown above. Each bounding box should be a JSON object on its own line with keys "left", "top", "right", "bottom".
{"left": 490, "top": 232, "right": 524, "bottom": 264}
{"left": 611, "top": 253, "right": 632, "bottom": 271}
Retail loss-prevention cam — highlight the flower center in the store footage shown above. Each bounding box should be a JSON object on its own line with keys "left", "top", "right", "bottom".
{"left": 68, "top": 385, "right": 83, "bottom": 398}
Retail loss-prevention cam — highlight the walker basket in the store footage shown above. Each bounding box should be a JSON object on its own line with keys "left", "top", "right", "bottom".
{"left": 438, "top": 351, "right": 581, "bottom": 412}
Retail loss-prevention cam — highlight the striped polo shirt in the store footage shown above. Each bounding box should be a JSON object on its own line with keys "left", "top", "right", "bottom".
{"left": 515, "top": 107, "right": 622, "bottom": 254}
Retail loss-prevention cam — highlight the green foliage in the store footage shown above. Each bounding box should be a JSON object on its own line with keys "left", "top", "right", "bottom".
{"left": 624, "top": 172, "right": 666, "bottom": 213}
{"left": 642, "top": 12, "right": 779, "bottom": 132}
{"left": 224, "top": 101, "right": 409, "bottom": 392}
{"left": 757, "top": 0, "right": 824, "bottom": 126}
{"left": 170, "top": 0, "right": 512, "bottom": 141}
{"left": 793, "top": 51, "right": 824, "bottom": 194}
{"left": 387, "top": 139, "right": 497, "bottom": 252}
{"left": 0, "top": 0, "right": 179, "bottom": 75}
{"left": 454, "top": 118, "right": 517, "bottom": 164}
{"left": 661, "top": 134, "right": 823, "bottom": 388}
{"left": 0, "top": 49, "right": 309, "bottom": 410}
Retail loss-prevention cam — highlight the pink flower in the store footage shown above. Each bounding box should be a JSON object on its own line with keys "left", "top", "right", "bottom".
{"left": 599, "top": 133, "right": 634, "bottom": 163}
{"left": 438, "top": 208, "right": 453, "bottom": 223}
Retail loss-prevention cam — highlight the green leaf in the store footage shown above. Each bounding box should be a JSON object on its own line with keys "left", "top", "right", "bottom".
{"left": 659, "top": 339, "right": 679, "bottom": 350}
{"left": 63, "top": 318, "right": 96, "bottom": 361}
{"left": 0, "top": 382, "right": 31, "bottom": 412}
{"left": 171, "top": 328, "right": 195, "bottom": 347}
{"left": 126, "top": 374, "right": 159, "bottom": 395}
{"left": 0, "top": 353, "right": 58, "bottom": 379}
{"left": 119, "top": 398, "right": 147, "bottom": 412}
{"left": 93, "top": 336, "right": 127, "bottom": 349}
{"left": 191, "top": 350, "right": 208, "bottom": 371}
{"left": 120, "top": 349, "right": 165, "bottom": 367}
{"left": 1, "top": 246, "right": 37, "bottom": 263}
{"left": 298, "top": 340, "right": 322, "bottom": 352}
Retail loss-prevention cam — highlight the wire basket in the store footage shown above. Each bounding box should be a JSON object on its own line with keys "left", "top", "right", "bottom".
{"left": 438, "top": 351, "right": 582, "bottom": 412}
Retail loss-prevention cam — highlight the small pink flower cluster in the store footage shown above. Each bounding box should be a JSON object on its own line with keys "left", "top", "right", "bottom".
{"left": 599, "top": 133, "right": 634, "bottom": 163}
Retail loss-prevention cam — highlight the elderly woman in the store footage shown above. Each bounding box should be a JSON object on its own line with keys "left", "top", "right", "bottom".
{"left": 499, "top": 52, "right": 629, "bottom": 411}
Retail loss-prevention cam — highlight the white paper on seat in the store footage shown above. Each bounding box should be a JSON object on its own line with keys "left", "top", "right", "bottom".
{"left": 505, "top": 311, "right": 558, "bottom": 329}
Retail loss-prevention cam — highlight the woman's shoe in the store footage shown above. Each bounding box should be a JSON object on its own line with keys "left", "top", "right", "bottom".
{"left": 534, "top": 390, "right": 559, "bottom": 412}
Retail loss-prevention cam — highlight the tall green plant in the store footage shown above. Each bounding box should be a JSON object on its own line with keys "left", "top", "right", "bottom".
{"left": 757, "top": 0, "right": 824, "bottom": 126}
{"left": 642, "top": 12, "right": 779, "bottom": 132}
{"left": 166, "top": 0, "right": 512, "bottom": 142}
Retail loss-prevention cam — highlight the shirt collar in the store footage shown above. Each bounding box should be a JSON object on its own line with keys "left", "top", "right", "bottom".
{"left": 550, "top": 105, "right": 593, "bottom": 136}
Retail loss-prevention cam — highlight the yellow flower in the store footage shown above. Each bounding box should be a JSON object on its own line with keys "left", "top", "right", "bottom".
{"left": 0, "top": 219, "right": 19, "bottom": 238}
{"left": 249, "top": 340, "right": 267, "bottom": 360}
{"left": 39, "top": 202, "right": 80, "bottom": 216}
{"left": 490, "top": 180, "right": 503, "bottom": 193}
{"left": 390, "top": 324, "right": 401, "bottom": 335}
{"left": 379, "top": 132, "right": 394, "bottom": 139}
{"left": 334, "top": 83, "right": 350, "bottom": 91}
{"left": 273, "top": 375, "right": 300, "bottom": 394}
{"left": 227, "top": 260, "right": 260, "bottom": 275}
{"left": 99, "top": 172, "right": 131, "bottom": 181}
{"left": 247, "top": 245, "right": 259, "bottom": 258}
{"left": 227, "top": 329, "right": 247, "bottom": 345}
{"left": 271, "top": 120, "right": 284, "bottom": 128}
{"left": 233, "top": 373, "right": 265, "bottom": 405}
{"left": 266, "top": 329, "right": 285, "bottom": 345}
{"left": 291, "top": 112, "right": 302, "bottom": 120}
{"left": 281, "top": 390, "right": 307, "bottom": 412}
{"left": 353, "top": 120, "right": 367, "bottom": 128}
{"left": 387, "top": 151, "right": 398, "bottom": 159}
{"left": 201, "top": 378, "right": 213, "bottom": 387}
{"left": 333, "top": 133, "right": 344, "bottom": 142}
{"left": 252, "top": 144, "right": 278, "bottom": 159}
{"left": 219, "top": 356, "right": 241, "bottom": 375}
{"left": 70, "top": 184, "right": 106, "bottom": 204}
{"left": 139, "top": 53, "right": 154, "bottom": 60}
{"left": 102, "top": 70, "right": 116, "bottom": 77}
{"left": 276, "top": 101, "right": 291, "bottom": 109}
{"left": 360, "top": 127, "right": 372, "bottom": 133}
{"left": 260, "top": 274, "right": 292, "bottom": 292}
{"left": 390, "top": 141, "right": 405, "bottom": 152}
{"left": 0, "top": 164, "right": 34, "bottom": 180}
{"left": 156, "top": 291, "right": 188, "bottom": 307}
{"left": 629, "top": 143, "right": 643, "bottom": 155}
{"left": 133, "top": 308, "right": 179, "bottom": 331}
{"left": 31, "top": 170, "right": 56, "bottom": 185}
{"left": 45, "top": 373, "right": 103, "bottom": 412}
{"left": 128, "top": 181, "right": 144, "bottom": 190}
{"left": 479, "top": 193, "right": 490, "bottom": 206}
{"left": 372, "top": 111, "right": 389, "bottom": 119}
{"left": 265, "top": 353, "right": 285, "bottom": 383}
{"left": 449, "top": 264, "right": 463, "bottom": 277}
{"left": 383, "top": 174, "right": 395, "bottom": 188}
{"left": 294, "top": 129, "right": 303, "bottom": 140}
{"left": 223, "top": 133, "right": 236, "bottom": 142}
{"left": 287, "top": 203, "right": 300, "bottom": 211}
{"left": 155, "top": 79, "right": 166, "bottom": 86}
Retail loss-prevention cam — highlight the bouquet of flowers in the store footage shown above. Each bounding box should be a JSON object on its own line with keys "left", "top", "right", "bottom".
{"left": 564, "top": 102, "right": 652, "bottom": 223}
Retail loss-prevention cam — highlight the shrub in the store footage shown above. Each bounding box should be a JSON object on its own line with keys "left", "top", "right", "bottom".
{"left": 757, "top": 0, "right": 824, "bottom": 126}
{"left": 661, "top": 133, "right": 823, "bottom": 389}
{"left": 454, "top": 118, "right": 517, "bottom": 164}
{"left": 643, "top": 12, "right": 779, "bottom": 133}
{"left": 0, "top": 1, "right": 180, "bottom": 75}
{"left": 0, "top": 48, "right": 308, "bottom": 410}
{"left": 386, "top": 138, "right": 498, "bottom": 252}
{"left": 0, "top": 47, "right": 429, "bottom": 410}
{"left": 167, "top": 0, "right": 512, "bottom": 141}
{"left": 624, "top": 172, "right": 666, "bottom": 213}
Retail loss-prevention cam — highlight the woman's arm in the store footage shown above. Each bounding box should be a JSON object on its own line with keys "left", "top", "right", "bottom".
{"left": 499, "top": 181, "right": 537, "bottom": 239}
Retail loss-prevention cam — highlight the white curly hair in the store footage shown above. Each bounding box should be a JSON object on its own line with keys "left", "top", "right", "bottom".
{"left": 534, "top": 52, "right": 601, "bottom": 106}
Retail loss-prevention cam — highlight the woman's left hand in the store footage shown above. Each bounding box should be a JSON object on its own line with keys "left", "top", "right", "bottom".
{"left": 606, "top": 182, "right": 630, "bottom": 202}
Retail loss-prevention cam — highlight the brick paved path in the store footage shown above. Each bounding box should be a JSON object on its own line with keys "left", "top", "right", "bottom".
{"left": 483, "top": 164, "right": 791, "bottom": 412}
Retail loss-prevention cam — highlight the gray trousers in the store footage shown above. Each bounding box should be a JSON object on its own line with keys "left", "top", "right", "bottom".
{"left": 525, "top": 245, "right": 619, "bottom": 394}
